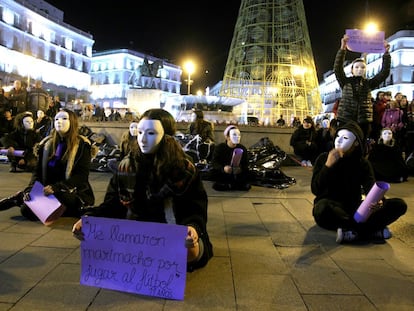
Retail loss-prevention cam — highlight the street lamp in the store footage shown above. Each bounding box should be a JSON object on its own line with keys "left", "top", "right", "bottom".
{"left": 184, "top": 61, "right": 195, "bottom": 95}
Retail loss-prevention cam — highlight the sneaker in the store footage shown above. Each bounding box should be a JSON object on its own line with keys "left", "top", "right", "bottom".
{"left": 301, "top": 160, "right": 307, "bottom": 167}
{"left": 306, "top": 160, "right": 312, "bottom": 167}
{"left": 372, "top": 227, "right": 392, "bottom": 240}
{"left": 336, "top": 228, "right": 358, "bottom": 244}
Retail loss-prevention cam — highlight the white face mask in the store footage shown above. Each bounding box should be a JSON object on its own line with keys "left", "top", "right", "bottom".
{"left": 352, "top": 62, "right": 366, "bottom": 77}
{"left": 228, "top": 128, "right": 241, "bottom": 145}
{"left": 54, "top": 111, "right": 70, "bottom": 134}
{"left": 381, "top": 129, "right": 393, "bottom": 143}
{"left": 23, "top": 116, "right": 34, "bottom": 130}
{"left": 334, "top": 129, "right": 357, "bottom": 152}
{"left": 37, "top": 110, "right": 44, "bottom": 119}
{"left": 137, "top": 119, "right": 164, "bottom": 154}
{"left": 129, "top": 122, "right": 139, "bottom": 137}
{"left": 321, "top": 119, "right": 330, "bottom": 129}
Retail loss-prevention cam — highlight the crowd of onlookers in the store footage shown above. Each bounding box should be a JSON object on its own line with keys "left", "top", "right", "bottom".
{"left": 289, "top": 90, "right": 414, "bottom": 183}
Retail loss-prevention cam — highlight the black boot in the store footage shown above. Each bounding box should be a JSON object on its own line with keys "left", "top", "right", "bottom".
{"left": 0, "top": 191, "right": 24, "bottom": 211}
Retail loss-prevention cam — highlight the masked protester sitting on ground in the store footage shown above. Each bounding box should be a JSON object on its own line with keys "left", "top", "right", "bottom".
{"left": 210, "top": 125, "right": 251, "bottom": 191}
{"left": 367, "top": 128, "right": 408, "bottom": 183}
{"left": 0, "top": 111, "right": 40, "bottom": 172}
{"left": 290, "top": 116, "right": 319, "bottom": 167}
{"left": 311, "top": 120, "right": 407, "bottom": 244}
{"left": 107, "top": 121, "right": 140, "bottom": 173}
{"left": 0, "top": 109, "right": 95, "bottom": 221}
{"left": 72, "top": 108, "right": 213, "bottom": 272}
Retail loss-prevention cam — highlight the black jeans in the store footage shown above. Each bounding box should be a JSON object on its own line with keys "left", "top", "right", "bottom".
{"left": 312, "top": 197, "right": 407, "bottom": 235}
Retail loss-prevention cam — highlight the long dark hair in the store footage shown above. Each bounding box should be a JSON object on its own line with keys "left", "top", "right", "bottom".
{"left": 137, "top": 109, "right": 187, "bottom": 180}
{"left": 48, "top": 109, "right": 80, "bottom": 161}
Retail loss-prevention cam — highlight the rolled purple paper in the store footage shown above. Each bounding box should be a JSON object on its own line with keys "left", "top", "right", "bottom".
{"left": 354, "top": 181, "right": 390, "bottom": 223}
{"left": 0, "top": 149, "right": 25, "bottom": 157}
{"left": 230, "top": 148, "right": 243, "bottom": 167}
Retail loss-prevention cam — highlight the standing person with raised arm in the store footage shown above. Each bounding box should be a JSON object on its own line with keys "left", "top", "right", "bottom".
{"left": 334, "top": 34, "right": 391, "bottom": 152}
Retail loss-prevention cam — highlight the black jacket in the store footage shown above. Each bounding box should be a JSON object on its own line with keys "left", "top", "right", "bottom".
{"left": 334, "top": 49, "right": 391, "bottom": 124}
{"left": 28, "top": 135, "right": 95, "bottom": 214}
{"left": 312, "top": 152, "right": 375, "bottom": 214}
{"left": 84, "top": 155, "right": 213, "bottom": 272}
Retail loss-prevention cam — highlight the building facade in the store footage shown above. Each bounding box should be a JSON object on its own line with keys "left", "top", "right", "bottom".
{"left": 0, "top": 0, "right": 94, "bottom": 103}
{"left": 0, "top": 0, "right": 182, "bottom": 111}
{"left": 89, "top": 49, "right": 182, "bottom": 110}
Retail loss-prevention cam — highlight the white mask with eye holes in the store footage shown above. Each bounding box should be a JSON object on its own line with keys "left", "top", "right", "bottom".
{"left": 137, "top": 119, "right": 164, "bottom": 154}
{"left": 54, "top": 111, "right": 70, "bottom": 134}
{"left": 22, "top": 116, "right": 34, "bottom": 130}
{"left": 129, "top": 122, "right": 139, "bottom": 137}
{"left": 334, "top": 129, "right": 357, "bottom": 152}
{"left": 228, "top": 128, "right": 241, "bottom": 145}
{"left": 381, "top": 129, "right": 393, "bottom": 144}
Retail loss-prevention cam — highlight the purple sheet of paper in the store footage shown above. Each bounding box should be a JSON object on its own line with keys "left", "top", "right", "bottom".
{"left": 0, "top": 148, "right": 25, "bottom": 156}
{"left": 80, "top": 216, "right": 188, "bottom": 300}
{"left": 345, "top": 29, "right": 385, "bottom": 53}
{"left": 354, "top": 181, "right": 390, "bottom": 223}
{"left": 231, "top": 148, "right": 243, "bottom": 167}
{"left": 24, "top": 181, "right": 63, "bottom": 225}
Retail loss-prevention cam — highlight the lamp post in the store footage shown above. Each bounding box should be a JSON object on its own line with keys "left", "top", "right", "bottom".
{"left": 184, "top": 61, "right": 195, "bottom": 95}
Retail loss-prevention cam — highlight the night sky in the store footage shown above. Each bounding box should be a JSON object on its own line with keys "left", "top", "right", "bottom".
{"left": 45, "top": 0, "right": 414, "bottom": 91}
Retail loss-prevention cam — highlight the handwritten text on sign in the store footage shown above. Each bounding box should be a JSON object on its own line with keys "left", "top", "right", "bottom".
{"left": 80, "top": 216, "right": 188, "bottom": 300}
{"left": 346, "top": 29, "right": 385, "bottom": 53}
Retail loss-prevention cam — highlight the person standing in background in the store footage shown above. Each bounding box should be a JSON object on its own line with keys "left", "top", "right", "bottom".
{"left": 7, "top": 80, "right": 28, "bottom": 116}
{"left": 27, "top": 80, "right": 49, "bottom": 116}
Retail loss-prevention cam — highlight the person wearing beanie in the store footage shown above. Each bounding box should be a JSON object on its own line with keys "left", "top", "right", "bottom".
{"left": 210, "top": 125, "right": 251, "bottom": 191}
{"left": 289, "top": 116, "right": 318, "bottom": 167}
{"left": 311, "top": 120, "right": 407, "bottom": 243}
{"left": 334, "top": 34, "right": 391, "bottom": 149}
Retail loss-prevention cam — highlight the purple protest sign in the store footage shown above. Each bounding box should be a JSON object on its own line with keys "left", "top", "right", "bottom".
{"left": 231, "top": 148, "right": 243, "bottom": 167}
{"left": 25, "top": 181, "right": 64, "bottom": 225}
{"left": 345, "top": 29, "right": 385, "bottom": 53}
{"left": 80, "top": 216, "right": 188, "bottom": 300}
{"left": 0, "top": 148, "right": 25, "bottom": 156}
{"left": 354, "top": 181, "right": 390, "bottom": 223}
